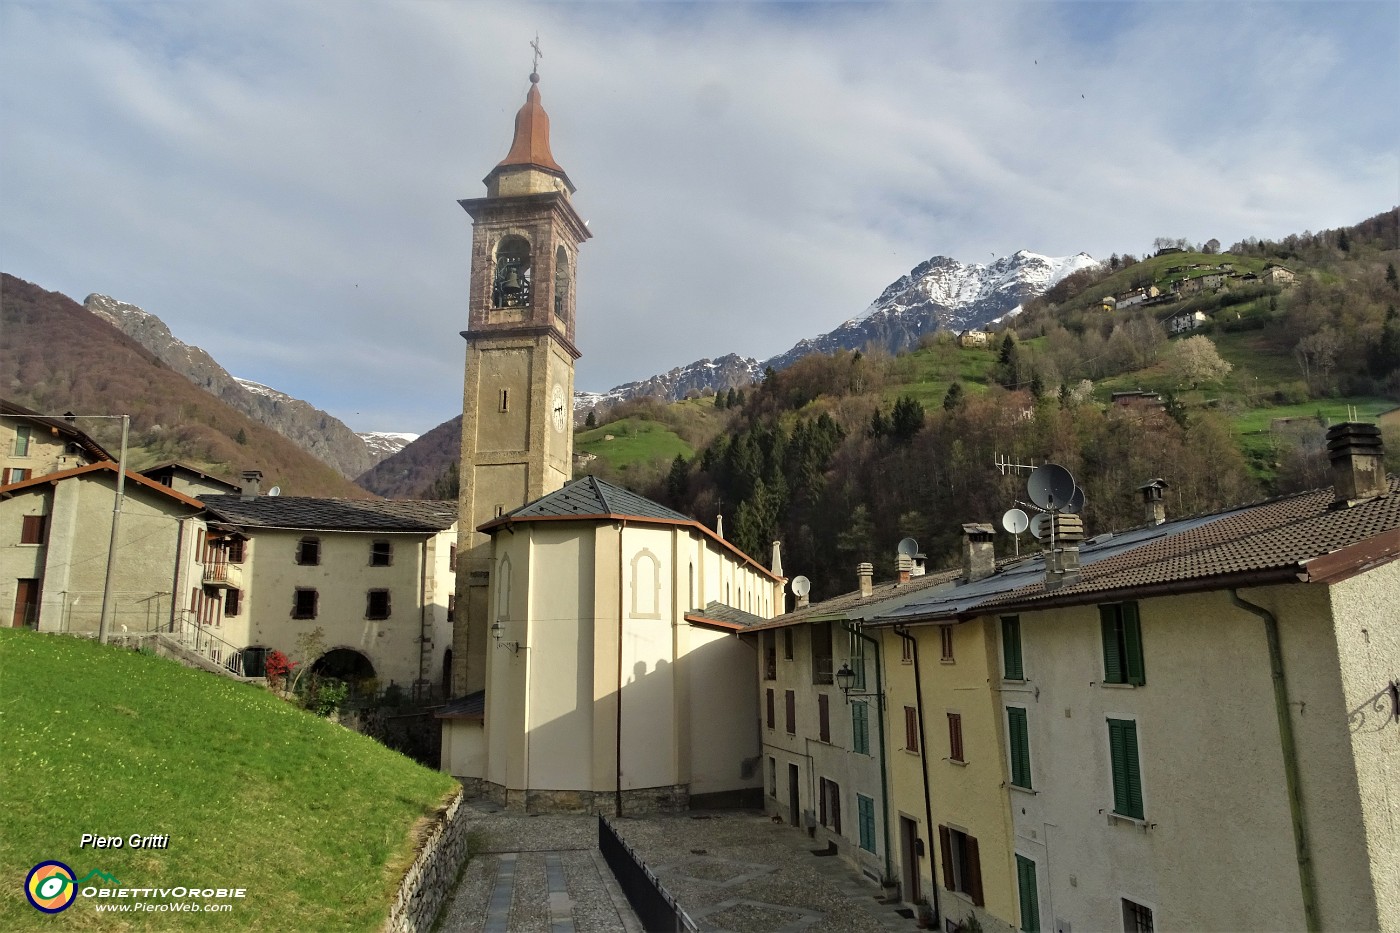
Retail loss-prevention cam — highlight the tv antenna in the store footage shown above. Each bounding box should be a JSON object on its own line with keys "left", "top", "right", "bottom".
{"left": 896, "top": 537, "right": 920, "bottom": 557}
{"left": 993, "top": 452, "right": 1039, "bottom": 477}
{"left": 1000, "top": 508, "right": 1028, "bottom": 556}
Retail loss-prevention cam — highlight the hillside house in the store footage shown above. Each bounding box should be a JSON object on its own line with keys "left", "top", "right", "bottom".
{"left": 201, "top": 486, "right": 457, "bottom": 694}
{"left": 958, "top": 330, "right": 991, "bottom": 348}
{"left": 1263, "top": 264, "right": 1297, "bottom": 286}
{"left": 862, "top": 422, "right": 1398, "bottom": 933}
{"left": 1110, "top": 390, "right": 1166, "bottom": 413}
{"left": 441, "top": 476, "right": 780, "bottom": 814}
{"left": 141, "top": 461, "right": 241, "bottom": 498}
{"left": 1, "top": 399, "right": 112, "bottom": 484}
{"left": 1165, "top": 309, "right": 1208, "bottom": 334}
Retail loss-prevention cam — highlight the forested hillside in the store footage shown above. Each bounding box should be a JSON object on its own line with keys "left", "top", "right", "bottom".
{"left": 1, "top": 275, "right": 372, "bottom": 498}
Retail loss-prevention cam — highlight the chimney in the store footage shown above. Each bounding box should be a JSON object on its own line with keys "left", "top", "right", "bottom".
{"left": 1044, "top": 513, "right": 1085, "bottom": 590}
{"left": 1139, "top": 478, "right": 1169, "bottom": 525}
{"left": 857, "top": 562, "right": 874, "bottom": 598}
{"left": 1327, "top": 422, "right": 1386, "bottom": 505}
{"left": 240, "top": 470, "right": 263, "bottom": 500}
{"left": 771, "top": 540, "right": 784, "bottom": 578}
{"left": 961, "top": 523, "right": 996, "bottom": 583}
{"left": 796, "top": 590, "right": 809, "bottom": 610}
{"left": 896, "top": 553, "right": 913, "bottom": 584}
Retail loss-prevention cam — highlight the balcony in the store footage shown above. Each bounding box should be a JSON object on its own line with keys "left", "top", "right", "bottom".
{"left": 203, "top": 561, "right": 244, "bottom": 589}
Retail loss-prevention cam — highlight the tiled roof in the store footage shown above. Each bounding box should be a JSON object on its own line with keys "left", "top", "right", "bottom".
{"left": 490, "top": 475, "right": 692, "bottom": 524}
{"left": 203, "top": 495, "right": 457, "bottom": 532}
{"left": 873, "top": 477, "right": 1400, "bottom": 625}
{"left": 745, "top": 567, "right": 963, "bottom": 632}
{"left": 435, "top": 690, "right": 485, "bottom": 720}
{"left": 1, "top": 399, "right": 114, "bottom": 462}
{"left": 686, "top": 601, "right": 768, "bottom": 631}
{"left": 0, "top": 461, "right": 204, "bottom": 509}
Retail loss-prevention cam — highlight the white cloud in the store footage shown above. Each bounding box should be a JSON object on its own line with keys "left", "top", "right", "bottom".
{"left": 2, "top": 0, "right": 1395, "bottom": 434}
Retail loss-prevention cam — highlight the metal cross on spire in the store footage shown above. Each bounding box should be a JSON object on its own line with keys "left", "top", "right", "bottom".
{"left": 530, "top": 34, "right": 543, "bottom": 75}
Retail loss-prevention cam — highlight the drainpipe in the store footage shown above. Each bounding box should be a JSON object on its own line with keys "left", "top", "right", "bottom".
{"left": 418, "top": 538, "right": 430, "bottom": 695}
{"left": 616, "top": 520, "right": 627, "bottom": 818}
{"left": 1230, "top": 589, "right": 1319, "bottom": 932}
{"left": 894, "top": 625, "right": 940, "bottom": 927}
{"left": 842, "top": 620, "right": 893, "bottom": 886}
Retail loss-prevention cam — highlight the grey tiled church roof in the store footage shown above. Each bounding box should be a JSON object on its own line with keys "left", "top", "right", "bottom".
{"left": 495, "top": 475, "right": 692, "bottom": 524}
{"left": 203, "top": 495, "right": 458, "bottom": 532}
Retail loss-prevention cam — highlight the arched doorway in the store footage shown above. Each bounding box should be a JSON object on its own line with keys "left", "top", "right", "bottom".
{"left": 311, "top": 648, "right": 376, "bottom": 685}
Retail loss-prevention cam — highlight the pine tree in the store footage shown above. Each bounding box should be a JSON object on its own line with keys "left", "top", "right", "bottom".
{"left": 869, "top": 407, "right": 889, "bottom": 439}
{"left": 1386, "top": 262, "right": 1398, "bottom": 291}
{"left": 890, "top": 395, "right": 925, "bottom": 443}
{"left": 714, "top": 391, "right": 727, "bottom": 410}
{"left": 943, "top": 382, "right": 965, "bottom": 411}
{"left": 234, "top": 428, "right": 248, "bottom": 445}
{"left": 585, "top": 411, "right": 597, "bottom": 428}
{"left": 726, "top": 387, "right": 738, "bottom": 409}
{"left": 665, "top": 454, "right": 689, "bottom": 505}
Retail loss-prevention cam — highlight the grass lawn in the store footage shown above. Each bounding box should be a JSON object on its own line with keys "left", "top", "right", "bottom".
{"left": 576, "top": 417, "right": 693, "bottom": 471}
{"left": 0, "top": 630, "right": 457, "bottom": 931}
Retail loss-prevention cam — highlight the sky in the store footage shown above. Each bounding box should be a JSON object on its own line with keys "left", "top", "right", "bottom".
{"left": 2, "top": 1, "right": 1396, "bottom": 435}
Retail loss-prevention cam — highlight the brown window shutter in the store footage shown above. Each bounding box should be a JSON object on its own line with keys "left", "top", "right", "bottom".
{"left": 785, "top": 690, "right": 796, "bottom": 734}
{"left": 766, "top": 689, "right": 775, "bottom": 729}
{"left": 939, "top": 825, "right": 954, "bottom": 891}
{"left": 818, "top": 694, "right": 830, "bottom": 742}
{"left": 966, "top": 835, "right": 984, "bottom": 906}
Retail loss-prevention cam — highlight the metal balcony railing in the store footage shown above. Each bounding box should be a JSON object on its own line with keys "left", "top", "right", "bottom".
{"left": 202, "top": 561, "right": 244, "bottom": 589}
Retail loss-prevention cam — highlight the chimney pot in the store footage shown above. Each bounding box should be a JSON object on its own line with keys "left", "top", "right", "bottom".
{"left": 771, "top": 540, "right": 784, "bottom": 578}
{"left": 239, "top": 470, "right": 263, "bottom": 500}
{"left": 1044, "top": 513, "right": 1085, "bottom": 590}
{"left": 896, "top": 553, "right": 913, "bottom": 584}
{"left": 1139, "top": 478, "right": 1169, "bottom": 525}
{"left": 857, "top": 562, "right": 874, "bottom": 598}
{"left": 1326, "top": 422, "right": 1386, "bottom": 505}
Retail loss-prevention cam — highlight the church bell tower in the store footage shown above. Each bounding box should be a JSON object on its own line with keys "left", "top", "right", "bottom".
{"left": 453, "top": 67, "right": 590, "bottom": 695}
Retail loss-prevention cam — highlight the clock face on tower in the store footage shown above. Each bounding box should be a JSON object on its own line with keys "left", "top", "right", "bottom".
{"left": 551, "top": 383, "right": 567, "bottom": 433}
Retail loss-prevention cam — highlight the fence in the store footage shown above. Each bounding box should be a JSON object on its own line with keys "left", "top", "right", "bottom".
{"left": 596, "top": 815, "right": 697, "bottom": 933}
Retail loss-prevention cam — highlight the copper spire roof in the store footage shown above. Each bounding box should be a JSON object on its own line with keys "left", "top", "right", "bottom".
{"left": 495, "top": 72, "right": 565, "bottom": 175}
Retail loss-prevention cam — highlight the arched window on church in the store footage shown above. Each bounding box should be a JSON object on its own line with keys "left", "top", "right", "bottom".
{"left": 493, "top": 236, "right": 531, "bottom": 309}
{"left": 553, "top": 246, "right": 570, "bottom": 322}
{"left": 630, "top": 550, "right": 661, "bottom": 619}
{"left": 496, "top": 556, "right": 512, "bottom": 625}
{"left": 689, "top": 564, "right": 695, "bottom": 611}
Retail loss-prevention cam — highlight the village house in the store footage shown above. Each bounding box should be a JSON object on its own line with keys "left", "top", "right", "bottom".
{"left": 1263, "top": 264, "right": 1297, "bottom": 286}
{"left": 858, "top": 423, "right": 1398, "bottom": 933}
{"left": 140, "top": 461, "right": 241, "bottom": 498}
{"left": 1164, "top": 308, "right": 1208, "bottom": 335}
{"left": 1, "top": 399, "right": 112, "bottom": 484}
{"left": 958, "top": 330, "right": 991, "bottom": 348}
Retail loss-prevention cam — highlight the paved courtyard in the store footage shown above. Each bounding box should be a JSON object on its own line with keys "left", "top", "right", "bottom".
{"left": 438, "top": 799, "right": 923, "bottom": 933}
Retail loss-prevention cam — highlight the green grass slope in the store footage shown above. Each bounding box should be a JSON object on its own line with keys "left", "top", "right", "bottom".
{"left": 0, "top": 630, "right": 456, "bottom": 931}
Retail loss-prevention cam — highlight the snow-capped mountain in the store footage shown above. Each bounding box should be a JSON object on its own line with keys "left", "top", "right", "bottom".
{"left": 358, "top": 431, "right": 419, "bottom": 460}
{"left": 578, "top": 249, "right": 1097, "bottom": 405}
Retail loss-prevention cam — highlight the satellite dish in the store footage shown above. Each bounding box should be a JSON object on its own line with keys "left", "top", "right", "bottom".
{"left": 897, "top": 537, "right": 920, "bottom": 557}
{"left": 1001, "top": 508, "right": 1029, "bottom": 534}
{"left": 1066, "top": 486, "right": 1085, "bottom": 515}
{"left": 267, "top": 486, "right": 281, "bottom": 497}
{"left": 1029, "top": 513, "right": 1052, "bottom": 540}
{"left": 791, "top": 576, "right": 811, "bottom": 597}
{"left": 1028, "top": 464, "right": 1077, "bottom": 510}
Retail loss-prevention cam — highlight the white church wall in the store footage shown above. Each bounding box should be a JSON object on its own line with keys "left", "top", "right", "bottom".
{"left": 686, "top": 625, "right": 762, "bottom": 796}
{"left": 619, "top": 524, "right": 679, "bottom": 791}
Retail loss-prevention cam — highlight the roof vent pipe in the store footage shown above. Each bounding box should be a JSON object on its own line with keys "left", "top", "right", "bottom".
{"left": 1140, "top": 478, "right": 1169, "bottom": 526}
{"left": 857, "top": 562, "right": 874, "bottom": 599}
{"left": 239, "top": 470, "right": 263, "bottom": 501}
{"left": 771, "top": 540, "right": 783, "bottom": 578}
{"left": 1326, "top": 422, "right": 1386, "bottom": 506}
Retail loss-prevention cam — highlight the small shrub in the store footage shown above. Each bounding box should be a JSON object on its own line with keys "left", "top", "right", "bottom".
{"left": 264, "top": 650, "right": 295, "bottom": 692}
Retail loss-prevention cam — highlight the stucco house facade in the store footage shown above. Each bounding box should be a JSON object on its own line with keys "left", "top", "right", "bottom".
{"left": 1, "top": 399, "right": 112, "bottom": 484}
{"left": 440, "top": 476, "right": 781, "bottom": 814}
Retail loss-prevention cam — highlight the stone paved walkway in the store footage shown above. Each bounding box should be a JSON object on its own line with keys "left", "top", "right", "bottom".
{"left": 438, "top": 800, "right": 923, "bottom": 933}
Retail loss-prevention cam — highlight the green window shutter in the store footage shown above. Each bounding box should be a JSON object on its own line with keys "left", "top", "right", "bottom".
{"left": 1008, "top": 707, "right": 1032, "bottom": 788}
{"left": 852, "top": 702, "right": 870, "bottom": 755}
{"left": 1123, "top": 602, "right": 1146, "bottom": 685}
{"left": 1100, "top": 605, "right": 1124, "bottom": 683}
{"left": 1109, "top": 718, "right": 1144, "bottom": 819}
{"left": 1003, "top": 616, "right": 1024, "bottom": 679}
{"left": 1016, "top": 854, "right": 1040, "bottom": 933}
{"left": 857, "top": 794, "right": 876, "bottom": 852}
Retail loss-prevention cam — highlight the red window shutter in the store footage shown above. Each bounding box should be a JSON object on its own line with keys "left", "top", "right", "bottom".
{"left": 905, "top": 706, "right": 920, "bottom": 752}
{"left": 818, "top": 694, "right": 830, "bottom": 742}
{"left": 21, "top": 514, "right": 47, "bottom": 544}
{"left": 966, "top": 835, "right": 984, "bottom": 906}
{"left": 939, "top": 826, "right": 955, "bottom": 891}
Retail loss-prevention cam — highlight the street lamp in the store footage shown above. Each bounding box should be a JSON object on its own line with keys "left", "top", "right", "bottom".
{"left": 835, "top": 661, "right": 883, "bottom": 703}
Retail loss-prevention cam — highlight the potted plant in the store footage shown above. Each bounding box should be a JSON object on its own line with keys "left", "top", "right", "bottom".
{"left": 914, "top": 898, "right": 934, "bottom": 929}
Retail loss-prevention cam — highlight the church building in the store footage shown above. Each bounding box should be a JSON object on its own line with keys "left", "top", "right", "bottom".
{"left": 441, "top": 67, "right": 783, "bottom": 813}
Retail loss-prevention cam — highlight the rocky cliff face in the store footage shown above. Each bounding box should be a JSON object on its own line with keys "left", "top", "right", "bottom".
{"left": 84, "top": 294, "right": 384, "bottom": 478}
{"left": 575, "top": 353, "right": 762, "bottom": 414}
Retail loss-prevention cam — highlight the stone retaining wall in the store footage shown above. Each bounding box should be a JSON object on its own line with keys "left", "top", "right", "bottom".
{"left": 481, "top": 780, "right": 690, "bottom": 815}
{"left": 382, "top": 787, "right": 474, "bottom": 933}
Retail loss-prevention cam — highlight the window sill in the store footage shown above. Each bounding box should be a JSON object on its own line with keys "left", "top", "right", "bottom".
{"left": 1099, "top": 682, "right": 1140, "bottom": 690}
{"left": 947, "top": 758, "right": 968, "bottom": 768}
{"left": 939, "top": 658, "right": 955, "bottom": 665}
{"left": 903, "top": 748, "right": 921, "bottom": 757}
{"left": 1106, "top": 811, "right": 1151, "bottom": 829}
{"left": 1009, "top": 783, "right": 1038, "bottom": 796}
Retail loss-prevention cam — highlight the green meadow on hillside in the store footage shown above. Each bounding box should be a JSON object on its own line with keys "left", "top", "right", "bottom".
{"left": 0, "top": 630, "right": 456, "bottom": 931}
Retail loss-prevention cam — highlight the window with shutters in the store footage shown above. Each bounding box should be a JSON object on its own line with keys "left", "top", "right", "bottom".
{"left": 1007, "top": 706, "right": 1032, "bottom": 789}
{"left": 901, "top": 636, "right": 913, "bottom": 664}
{"left": 225, "top": 589, "right": 241, "bottom": 617}
{"left": 904, "top": 706, "right": 919, "bottom": 753}
{"left": 20, "top": 514, "right": 47, "bottom": 544}
{"left": 13, "top": 425, "right": 32, "bottom": 456}
{"left": 852, "top": 701, "right": 870, "bottom": 755}
{"left": 940, "top": 625, "right": 955, "bottom": 662}
{"left": 784, "top": 690, "right": 796, "bottom": 735}
{"left": 857, "top": 794, "right": 876, "bottom": 852}
{"left": 1100, "top": 602, "right": 1145, "bottom": 685}
{"left": 938, "top": 826, "right": 984, "bottom": 906}
{"left": 296, "top": 537, "right": 320, "bottom": 566}
{"left": 1108, "top": 718, "right": 1144, "bottom": 819}
{"left": 811, "top": 621, "right": 833, "bottom": 684}
{"left": 763, "top": 630, "right": 776, "bottom": 680}
{"left": 818, "top": 693, "right": 831, "bottom": 742}
{"left": 848, "top": 632, "right": 867, "bottom": 689}
{"left": 4, "top": 467, "right": 31, "bottom": 484}
{"left": 1016, "top": 854, "right": 1041, "bottom": 933}
{"left": 1002, "top": 615, "right": 1024, "bottom": 680}
{"left": 947, "top": 712, "right": 964, "bottom": 763}
{"left": 766, "top": 688, "right": 775, "bottom": 730}
{"left": 226, "top": 537, "right": 245, "bottom": 563}
{"left": 819, "top": 777, "right": 841, "bottom": 833}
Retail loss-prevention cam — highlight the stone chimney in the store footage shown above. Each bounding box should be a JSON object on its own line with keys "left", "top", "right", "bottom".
{"left": 1139, "top": 478, "right": 1169, "bottom": 525}
{"left": 961, "top": 523, "right": 996, "bottom": 583}
{"left": 1044, "top": 513, "right": 1085, "bottom": 590}
{"left": 1327, "top": 423, "right": 1386, "bottom": 506}
{"left": 897, "top": 553, "right": 913, "bottom": 584}
{"left": 771, "top": 540, "right": 784, "bottom": 578}
{"left": 240, "top": 470, "right": 263, "bottom": 501}
{"left": 857, "top": 563, "right": 874, "bottom": 598}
